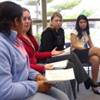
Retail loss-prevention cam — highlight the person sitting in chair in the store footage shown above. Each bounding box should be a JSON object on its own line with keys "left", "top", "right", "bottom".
{"left": 70, "top": 14, "right": 100, "bottom": 95}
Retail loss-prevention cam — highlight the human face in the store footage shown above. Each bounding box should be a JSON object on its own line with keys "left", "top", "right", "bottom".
{"left": 22, "top": 10, "right": 31, "bottom": 34}
{"left": 79, "top": 19, "right": 87, "bottom": 30}
{"left": 51, "top": 16, "right": 62, "bottom": 30}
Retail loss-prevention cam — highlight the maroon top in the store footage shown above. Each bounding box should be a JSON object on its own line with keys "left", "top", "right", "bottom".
{"left": 18, "top": 34, "right": 52, "bottom": 73}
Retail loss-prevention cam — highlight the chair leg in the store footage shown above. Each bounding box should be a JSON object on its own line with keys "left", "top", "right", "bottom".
{"left": 70, "top": 80, "right": 77, "bottom": 99}
{"left": 88, "top": 65, "right": 90, "bottom": 76}
{"left": 77, "top": 82, "right": 79, "bottom": 92}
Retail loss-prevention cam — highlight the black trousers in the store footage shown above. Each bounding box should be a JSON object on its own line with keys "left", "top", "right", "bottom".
{"left": 40, "top": 52, "right": 89, "bottom": 98}
{"left": 46, "top": 52, "right": 89, "bottom": 84}
{"left": 45, "top": 52, "right": 90, "bottom": 99}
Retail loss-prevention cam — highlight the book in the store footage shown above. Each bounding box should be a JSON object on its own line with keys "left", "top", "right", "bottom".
{"left": 45, "top": 68, "right": 75, "bottom": 83}
{"left": 50, "top": 60, "right": 68, "bottom": 69}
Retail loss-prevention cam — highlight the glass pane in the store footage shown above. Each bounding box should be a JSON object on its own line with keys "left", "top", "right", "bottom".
{"left": 63, "top": 21, "right": 100, "bottom": 48}
{"left": 47, "top": 0, "right": 100, "bottom": 19}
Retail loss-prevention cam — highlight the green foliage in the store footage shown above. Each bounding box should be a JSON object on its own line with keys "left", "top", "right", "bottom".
{"left": 47, "top": 0, "right": 54, "bottom": 3}
{"left": 64, "top": 14, "right": 79, "bottom": 19}
{"left": 64, "top": 9, "right": 93, "bottom": 19}
{"left": 53, "top": 0, "right": 81, "bottom": 10}
{"left": 35, "top": 33, "right": 41, "bottom": 43}
{"left": 47, "top": 8, "right": 57, "bottom": 16}
{"left": 47, "top": 11, "right": 54, "bottom": 16}
{"left": 80, "top": 10, "right": 93, "bottom": 17}
{"left": 47, "top": 0, "right": 82, "bottom": 17}
{"left": 25, "top": 0, "right": 37, "bottom": 5}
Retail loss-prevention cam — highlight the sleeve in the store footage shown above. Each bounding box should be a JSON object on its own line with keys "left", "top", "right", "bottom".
{"left": 30, "top": 63, "right": 45, "bottom": 74}
{"left": 34, "top": 51, "right": 51, "bottom": 60}
{"left": 56, "top": 28, "right": 65, "bottom": 50}
{"left": 28, "top": 67, "right": 40, "bottom": 80}
{"left": 40, "top": 29, "right": 54, "bottom": 51}
{"left": 0, "top": 44, "right": 38, "bottom": 100}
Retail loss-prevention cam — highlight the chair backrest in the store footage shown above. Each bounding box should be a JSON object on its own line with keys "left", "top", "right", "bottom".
{"left": 65, "top": 42, "right": 71, "bottom": 48}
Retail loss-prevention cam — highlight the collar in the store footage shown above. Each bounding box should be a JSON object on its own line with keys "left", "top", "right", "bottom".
{"left": 8, "top": 30, "right": 17, "bottom": 43}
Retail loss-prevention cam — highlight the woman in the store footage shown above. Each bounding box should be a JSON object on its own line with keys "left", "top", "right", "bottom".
{"left": 18, "top": 8, "right": 100, "bottom": 96}
{"left": 18, "top": 7, "right": 75, "bottom": 100}
{"left": 70, "top": 14, "right": 100, "bottom": 94}
{"left": 0, "top": 1, "right": 70, "bottom": 100}
{"left": 40, "top": 12, "right": 65, "bottom": 51}
{"left": 39, "top": 12, "right": 100, "bottom": 95}
{"left": 18, "top": 9, "right": 64, "bottom": 74}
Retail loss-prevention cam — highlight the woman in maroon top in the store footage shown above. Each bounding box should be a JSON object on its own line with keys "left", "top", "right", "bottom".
{"left": 18, "top": 7, "right": 77, "bottom": 100}
{"left": 17, "top": 8, "right": 63, "bottom": 74}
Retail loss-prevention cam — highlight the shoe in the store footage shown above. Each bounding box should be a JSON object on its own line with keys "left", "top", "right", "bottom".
{"left": 84, "top": 79, "right": 91, "bottom": 89}
{"left": 84, "top": 78, "right": 100, "bottom": 89}
{"left": 92, "top": 87, "right": 100, "bottom": 95}
{"left": 89, "top": 80, "right": 100, "bottom": 87}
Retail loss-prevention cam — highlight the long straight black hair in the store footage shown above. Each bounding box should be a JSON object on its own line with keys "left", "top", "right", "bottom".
{"left": 75, "top": 14, "right": 90, "bottom": 39}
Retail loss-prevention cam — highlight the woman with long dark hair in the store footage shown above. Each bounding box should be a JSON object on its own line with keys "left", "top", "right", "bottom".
{"left": 17, "top": 8, "right": 76, "bottom": 100}
{"left": 71, "top": 14, "right": 100, "bottom": 94}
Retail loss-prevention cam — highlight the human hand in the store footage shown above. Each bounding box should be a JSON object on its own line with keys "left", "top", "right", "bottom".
{"left": 44, "top": 63, "right": 53, "bottom": 70}
{"left": 51, "top": 48, "right": 64, "bottom": 56}
{"left": 37, "top": 80, "right": 52, "bottom": 93}
{"left": 36, "top": 74, "right": 46, "bottom": 81}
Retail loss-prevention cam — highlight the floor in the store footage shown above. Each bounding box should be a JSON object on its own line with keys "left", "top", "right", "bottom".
{"left": 76, "top": 84, "right": 100, "bottom": 100}
{"left": 76, "top": 67, "right": 100, "bottom": 100}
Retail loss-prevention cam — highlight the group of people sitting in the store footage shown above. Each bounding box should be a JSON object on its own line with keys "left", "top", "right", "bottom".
{"left": 39, "top": 9, "right": 100, "bottom": 95}
{"left": 0, "top": 1, "right": 100, "bottom": 100}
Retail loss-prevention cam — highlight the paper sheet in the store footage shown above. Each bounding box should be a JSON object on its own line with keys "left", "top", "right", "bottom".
{"left": 54, "top": 47, "right": 70, "bottom": 57}
{"left": 45, "top": 68, "right": 75, "bottom": 83}
{"left": 50, "top": 60, "right": 68, "bottom": 69}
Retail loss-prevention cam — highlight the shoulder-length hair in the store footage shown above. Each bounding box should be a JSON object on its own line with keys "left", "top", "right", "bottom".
{"left": 75, "top": 14, "right": 90, "bottom": 39}
{"left": 49, "top": 12, "right": 62, "bottom": 28}
{"left": 0, "top": 1, "right": 23, "bottom": 36}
